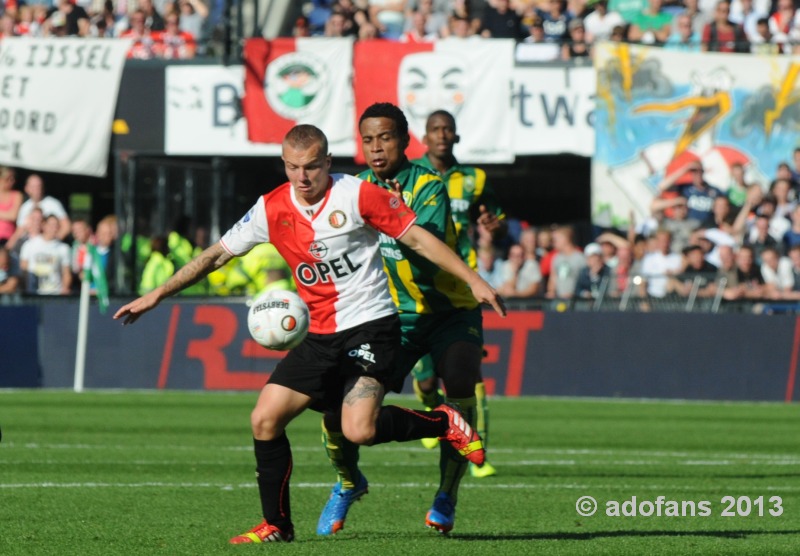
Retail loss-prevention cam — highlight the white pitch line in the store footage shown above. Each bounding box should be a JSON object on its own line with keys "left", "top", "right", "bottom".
{"left": 2, "top": 481, "right": 800, "bottom": 492}
{"left": 4, "top": 458, "right": 800, "bottom": 467}
{"left": 5, "top": 443, "right": 800, "bottom": 462}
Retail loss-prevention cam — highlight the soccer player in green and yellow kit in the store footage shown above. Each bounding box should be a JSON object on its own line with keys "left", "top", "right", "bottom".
{"left": 317, "top": 103, "right": 503, "bottom": 535}
{"left": 411, "top": 110, "right": 507, "bottom": 478}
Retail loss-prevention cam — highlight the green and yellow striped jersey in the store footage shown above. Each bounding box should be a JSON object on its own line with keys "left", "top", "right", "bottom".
{"left": 412, "top": 154, "right": 506, "bottom": 270}
{"left": 358, "top": 160, "right": 478, "bottom": 314}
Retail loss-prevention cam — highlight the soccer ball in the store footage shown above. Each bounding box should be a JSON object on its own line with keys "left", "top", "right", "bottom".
{"left": 247, "top": 289, "right": 310, "bottom": 351}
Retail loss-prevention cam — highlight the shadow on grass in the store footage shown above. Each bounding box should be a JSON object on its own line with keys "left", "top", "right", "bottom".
{"left": 450, "top": 529, "right": 800, "bottom": 541}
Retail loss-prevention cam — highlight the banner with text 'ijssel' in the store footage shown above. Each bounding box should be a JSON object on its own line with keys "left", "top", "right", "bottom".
{"left": 0, "top": 38, "right": 131, "bottom": 177}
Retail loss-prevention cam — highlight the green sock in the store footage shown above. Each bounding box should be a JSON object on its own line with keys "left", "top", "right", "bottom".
{"left": 437, "top": 396, "right": 477, "bottom": 504}
{"left": 321, "top": 419, "right": 361, "bottom": 490}
{"left": 475, "top": 381, "right": 489, "bottom": 453}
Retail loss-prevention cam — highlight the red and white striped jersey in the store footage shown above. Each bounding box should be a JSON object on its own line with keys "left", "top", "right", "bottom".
{"left": 221, "top": 173, "right": 417, "bottom": 334}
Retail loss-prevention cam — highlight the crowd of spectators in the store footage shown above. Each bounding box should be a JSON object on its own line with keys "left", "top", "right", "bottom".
{"left": 0, "top": 0, "right": 209, "bottom": 59}
{"left": 1, "top": 0, "right": 797, "bottom": 62}
{"left": 297, "top": 0, "right": 800, "bottom": 62}
{"left": 0, "top": 166, "right": 295, "bottom": 302}
{"left": 475, "top": 147, "right": 800, "bottom": 310}
{"left": 5, "top": 146, "right": 800, "bottom": 311}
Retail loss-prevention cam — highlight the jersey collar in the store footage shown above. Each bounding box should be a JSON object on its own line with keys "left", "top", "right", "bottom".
{"left": 414, "top": 153, "right": 461, "bottom": 179}
{"left": 289, "top": 176, "right": 333, "bottom": 221}
{"left": 364, "top": 159, "right": 413, "bottom": 189}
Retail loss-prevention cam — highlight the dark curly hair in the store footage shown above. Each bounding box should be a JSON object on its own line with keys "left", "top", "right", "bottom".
{"left": 358, "top": 102, "right": 409, "bottom": 138}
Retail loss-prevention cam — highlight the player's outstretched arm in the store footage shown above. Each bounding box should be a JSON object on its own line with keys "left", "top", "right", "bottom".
{"left": 399, "top": 224, "right": 506, "bottom": 317}
{"left": 114, "top": 242, "right": 233, "bottom": 325}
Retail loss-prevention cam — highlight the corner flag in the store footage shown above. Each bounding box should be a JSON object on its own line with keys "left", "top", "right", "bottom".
{"left": 85, "top": 244, "right": 109, "bottom": 314}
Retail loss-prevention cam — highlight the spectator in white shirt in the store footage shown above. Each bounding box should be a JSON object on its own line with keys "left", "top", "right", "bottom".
{"left": 640, "top": 229, "right": 683, "bottom": 297}
{"left": 15, "top": 174, "right": 71, "bottom": 241}
{"left": 583, "top": 0, "right": 625, "bottom": 43}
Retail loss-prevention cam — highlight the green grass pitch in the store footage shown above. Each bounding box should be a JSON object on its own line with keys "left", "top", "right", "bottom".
{"left": 1, "top": 390, "right": 799, "bottom": 555}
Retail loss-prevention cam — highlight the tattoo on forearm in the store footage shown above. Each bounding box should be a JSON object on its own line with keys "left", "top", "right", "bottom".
{"left": 161, "top": 245, "right": 228, "bottom": 297}
{"left": 343, "top": 380, "right": 383, "bottom": 406}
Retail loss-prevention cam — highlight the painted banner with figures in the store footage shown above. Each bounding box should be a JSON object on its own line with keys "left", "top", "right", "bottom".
{"left": 0, "top": 38, "right": 132, "bottom": 177}
{"left": 592, "top": 43, "right": 799, "bottom": 229}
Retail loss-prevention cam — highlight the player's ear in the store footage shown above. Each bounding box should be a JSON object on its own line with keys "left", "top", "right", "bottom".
{"left": 326, "top": 154, "right": 332, "bottom": 168}
{"left": 454, "top": 134, "right": 460, "bottom": 144}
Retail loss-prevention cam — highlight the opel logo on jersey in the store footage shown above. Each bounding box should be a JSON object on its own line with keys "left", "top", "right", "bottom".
{"left": 389, "top": 197, "right": 400, "bottom": 209}
{"left": 328, "top": 210, "right": 347, "bottom": 229}
{"left": 308, "top": 241, "right": 328, "bottom": 259}
{"left": 296, "top": 253, "right": 363, "bottom": 286}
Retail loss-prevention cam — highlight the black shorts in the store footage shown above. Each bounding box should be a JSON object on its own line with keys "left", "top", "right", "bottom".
{"left": 267, "top": 313, "right": 400, "bottom": 413}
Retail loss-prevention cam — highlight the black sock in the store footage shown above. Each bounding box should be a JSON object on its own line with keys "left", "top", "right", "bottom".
{"left": 372, "top": 405, "right": 448, "bottom": 445}
{"left": 253, "top": 434, "right": 292, "bottom": 529}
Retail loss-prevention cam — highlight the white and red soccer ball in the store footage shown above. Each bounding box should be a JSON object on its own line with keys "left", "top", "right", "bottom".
{"left": 247, "top": 290, "right": 310, "bottom": 351}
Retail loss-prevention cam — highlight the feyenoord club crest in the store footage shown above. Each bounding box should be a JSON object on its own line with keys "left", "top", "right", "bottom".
{"left": 328, "top": 210, "right": 347, "bottom": 228}
{"left": 265, "top": 52, "right": 329, "bottom": 119}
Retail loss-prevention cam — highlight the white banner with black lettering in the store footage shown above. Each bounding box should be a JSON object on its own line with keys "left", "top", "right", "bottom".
{"left": 164, "top": 63, "right": 597, "bottom": 158}
{"left": 165, "top": 65, "right": 282, "bottom": 156}
{"left": 0, "top": 38, "right": 132, "bottom": 177}
{"left": 511, "top": 65, "right": 596, "bottom": 157}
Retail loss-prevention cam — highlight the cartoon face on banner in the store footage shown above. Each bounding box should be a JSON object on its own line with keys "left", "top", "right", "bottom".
{"left": 397, "top": 52, "right": 468, "bottom": 140}
{"left": 265, "top": 52, "right": 329, "bottom": 120}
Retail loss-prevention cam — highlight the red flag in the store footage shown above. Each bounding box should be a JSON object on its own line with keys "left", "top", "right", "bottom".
{"left": 353, "top": 40, "right": 433, "bottom": 163}
{"left": 242, "top": 38, "right": 297, "bottom": 144}
{"left": 243, "top": 37, "right": 356, "bottom": 151}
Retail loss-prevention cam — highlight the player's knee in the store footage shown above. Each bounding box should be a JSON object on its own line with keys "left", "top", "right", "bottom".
{"left": 342, "top": 421, "right": 377, "bottom": 446}
{"left": 250, "top": 408, "right": 284, "bottom": 440}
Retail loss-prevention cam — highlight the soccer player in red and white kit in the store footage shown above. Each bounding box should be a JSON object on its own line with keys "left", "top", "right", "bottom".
{"left": 114, "top": 125, "right": 505, "bottom": 544}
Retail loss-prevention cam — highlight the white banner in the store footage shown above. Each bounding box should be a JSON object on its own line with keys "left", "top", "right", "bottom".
{"left": 511, "top": 65, "right": 595, "bottom": 157}
{"left": 166, "top": 65, "right": 282, "bottom": 156}
{"left": 0, "top": 38, "right": 132, "bottom": 177}
{"left": 165, "top": 62, "right": 596, "bottom": 159}
{"left": 424, "top": 39, "right": 516, "bottom": 163}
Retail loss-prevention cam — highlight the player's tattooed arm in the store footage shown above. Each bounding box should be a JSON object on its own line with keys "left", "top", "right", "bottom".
{"left": 114, "top": 242, "right": 233, "bottom": 325}
{"left": 158, "top": 242, "right": 232, "bottom": 298}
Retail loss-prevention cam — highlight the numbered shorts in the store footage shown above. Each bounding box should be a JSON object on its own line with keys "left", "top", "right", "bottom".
{"left": 391, "top": 307, "right": 483, "bottom": 391}
{"left": 267, "top": 313, "right": 400, "bottom": 413}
